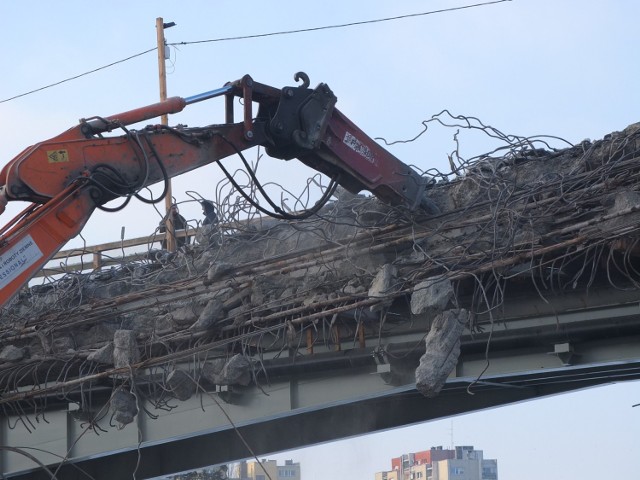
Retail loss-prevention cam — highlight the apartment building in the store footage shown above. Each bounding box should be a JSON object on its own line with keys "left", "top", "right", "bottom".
{"left": 170, "top": 459, "right": 300, "bottom": 480}
{"left": 377, "top": 445, "right": 497, "bottom": 480}
{"left": 245, "top": 459, "right": 301, "bottom": 480}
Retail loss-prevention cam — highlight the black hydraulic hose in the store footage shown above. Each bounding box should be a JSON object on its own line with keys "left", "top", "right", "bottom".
{"left": 215, "top": 133, "right": 338, "bottom": 221}
{"left": 134, "top": 133, "right": 170, "bottom": 205}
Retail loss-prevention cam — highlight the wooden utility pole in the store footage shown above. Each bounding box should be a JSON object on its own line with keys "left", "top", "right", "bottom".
{"left": 156, "top": 17, "right": 176, "bottom": 251}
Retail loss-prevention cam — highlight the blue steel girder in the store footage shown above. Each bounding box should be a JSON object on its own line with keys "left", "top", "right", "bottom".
{"left": 2, "top": 288, "right": 640, "bottom": 479}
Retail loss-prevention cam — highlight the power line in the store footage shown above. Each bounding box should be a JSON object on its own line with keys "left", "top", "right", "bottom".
{"left": 0, "top": 48, "right": 157, "bottom": 104}
{"left": 171, "top": 0, "right": 511, "bottom": 46}
{"left": 0, "top": 0, "right": 511, "bottom": 104}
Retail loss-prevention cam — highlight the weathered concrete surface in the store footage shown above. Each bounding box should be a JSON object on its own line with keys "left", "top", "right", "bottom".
{"left": 113, "top": 330, "right": 140, "bottom": 368}
{"left": 416, "top": 309, "right": 469, "bottom": 397}
{"left": 201, "top": 354, "right": 252, "bottom": 386}
{"left": 167, "top": 370, "right": 197, "bottom": 401}
{"left": 87, "top": 342, "right": 114, "bottom": 365}
{"left": 0, "top": 345, "right": 25, "bottom": 362}
{"left": 111, "top": 390, "right": 138, "bottom": 428}
{"left": 410, "top": 277, "right": 454, "bottom": 317}
{"left": 368, "top": 264, "right": 399, "bottom": 312}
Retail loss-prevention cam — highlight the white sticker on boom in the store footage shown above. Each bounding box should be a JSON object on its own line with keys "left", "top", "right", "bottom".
{"left": 343, "top": 132, "right": 376, "bottom": 164}
{"left": 0, "top": 235, "right": 43, "bottom": 289}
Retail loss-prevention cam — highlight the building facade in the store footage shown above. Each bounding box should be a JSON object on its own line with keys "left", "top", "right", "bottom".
{"left": 378, "top": 446, "right": 497, "bottom": 480}
{"left": 245, "top": 459, "right": 301, "bottom": 480}
{"left": 170, "top": 458, "right": 301, "bottom": 480}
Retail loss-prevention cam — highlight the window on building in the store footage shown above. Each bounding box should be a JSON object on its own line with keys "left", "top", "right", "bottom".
{"left": 482, "top": 467, "right": 497, "bottom": 480}
{"left": 452, "top": 467, "right": 464, "bottom": 476}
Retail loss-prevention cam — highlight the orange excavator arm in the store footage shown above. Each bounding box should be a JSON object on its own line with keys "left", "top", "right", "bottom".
{"left": 0, "top": 73, "right": 434, "bottom": 307}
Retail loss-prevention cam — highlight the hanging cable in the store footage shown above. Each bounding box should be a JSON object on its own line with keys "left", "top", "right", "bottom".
{"left": 0, "top": 48, "right": 157, "bottom": 104}
{"left": 170, "top": 1, "right": 512, "bottom": 46}
{"left": 215, "top": 134, "right": 338, "bottom": 220}
{"left": 1, "top": 1, "right": 511, "bottom": 104}
{"left": 133, "top": 132, "right": 171, "bottom": 205}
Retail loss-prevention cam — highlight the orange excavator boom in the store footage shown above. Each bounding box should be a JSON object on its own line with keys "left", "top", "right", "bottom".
{"left": 0, "top": 73, "right": 434, "bottom": 308}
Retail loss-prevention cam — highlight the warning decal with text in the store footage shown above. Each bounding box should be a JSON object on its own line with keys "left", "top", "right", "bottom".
{"left": 0, "top": 235, "right": 43, "bottom": 289}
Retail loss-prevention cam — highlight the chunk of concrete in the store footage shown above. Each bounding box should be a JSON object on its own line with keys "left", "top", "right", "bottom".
{"left": 190, "top": 298, "right": 225, "bottom": 331}
{"left": 613, "top": 190, "right": 640, "bottom": 211}
{"left": 201, "top": 354, "right": 252, "bottom": 386}
{"left": 201, "top": 358, "right": 226, "bottom": 385}
{"left": 368, "top": 264, "right": 398, "bottom": 312}
{"left": 111, "top": 390, "right": 138, "bottom": 429}
{"left": 206, "top": 262, "right": 234, "bottom": 284}
{"left": 416, "top": 309, "right": 468, "bottom": 398}
{"left": 113, "top": 330, "right": 140, "bottom": 368}
{"left": 166, "top": 369, "right": 197, "bottom": 401}
{"left": 111, "top": 389, "right": 138, "bottom": 428}
{"left": 0, "top": 345, "right": 25, "bottom": 362}
{"left": 221, "top": 355, "right": 252, "bottom": 386}
{"left": 410, "top": 278, "right": 454, "bottom": 316}
{"left": 87, "top": 343, "right": 114, "bottom": 365}
{"left": 169, "top": 304, "right": 198, "bottom": 326}
{"left": 51, "top": 336, "right": 75, "bottom": 354}
{"left": 609, "top": 191, "right": 640, "bottom": 227}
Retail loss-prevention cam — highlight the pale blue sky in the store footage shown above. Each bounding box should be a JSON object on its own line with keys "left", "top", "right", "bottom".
{"left": 1, "top": 1, "right": 639, "bottom": 479}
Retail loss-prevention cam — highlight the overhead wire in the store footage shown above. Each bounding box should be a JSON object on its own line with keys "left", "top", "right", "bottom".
{"left": 0, "top": 48, "right": 157, "bottom": 104}
{"left": 170, "top": 0, "right": 512, "bottom": 46}
{"left": 0, "top": 0, "right": 512, "bottom": 104}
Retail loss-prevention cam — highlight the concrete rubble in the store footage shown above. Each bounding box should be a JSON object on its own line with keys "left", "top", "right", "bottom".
{"left": 410, "top": 277, "right": 454, "bottom": 317}
{"left": 113, "top": 330, "right": 140, "bottom": 368}
{"left": 416, "top": 309, "right": 469, "bottom": 398}
{"left": 110, "top": 389, "right": 138, "bottom": 428}
{"left": 0, "top": 345, "right": 25, "bottom": 362}
{"left": 1, "top": 122, "right": 640, "bottom": 418}
{"left": 368, "top": 264, "right": 399, "bottom": 312}
{"left": 166, "top": 370, "right": 197, "bottom": 401}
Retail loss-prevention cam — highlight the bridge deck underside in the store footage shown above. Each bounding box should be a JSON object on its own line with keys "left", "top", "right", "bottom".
{"left": 3, "top": 291, "right": 640, "bottom": 479}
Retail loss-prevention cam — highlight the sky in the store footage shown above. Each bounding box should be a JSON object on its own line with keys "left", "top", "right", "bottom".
{"left": 1, "top": 0, "right": 639, "bottom": 479}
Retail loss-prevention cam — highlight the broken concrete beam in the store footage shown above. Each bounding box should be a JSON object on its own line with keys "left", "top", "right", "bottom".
{"left": 166, "top": 369, "right": 197, "bottom": 401}
{"left": 113, "top": 330, "right": 140, "bottom": 368}
{"left": 410, "top": 277, "right": 454, "bottom": 317}
{"left": 416, "top": 309, "right": 468, "bottom": 398}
